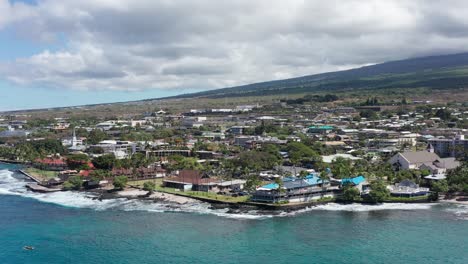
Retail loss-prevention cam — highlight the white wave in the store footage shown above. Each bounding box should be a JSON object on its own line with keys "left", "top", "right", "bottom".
{"left": 281, "top": 203, "right": 434, "bottom": 216}
{"left": 443, "top": 204, "right": 468, "bottom": 221}
{"left": 307, "top": 202, "right": 434, "bottom": 212}
{"left": 0, "top": 169, "right": 272, "bottom": 220}
{"left": 0, "top": 169, "right": 443, "bottom": 220}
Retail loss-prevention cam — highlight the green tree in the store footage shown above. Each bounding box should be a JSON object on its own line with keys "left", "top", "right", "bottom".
{"left": 113, "top": 175, "right": 128, "bottom": 190}
{"left": 342, "top": 186, "right": 360, "bottom": 202}
{"left": 66, "top": 153, "right": 90, "bottom": 170}
{"left": 359, "top": 110, "right": 378, "bottom": 120}
{"left": 63, "top": 176, "right": 83, "bottom": 190}
{"left": 446, "top": 162, "right": 468, "bottom": 193}
{"left": 92, "top": 154, "right": 117, "bottom": 170}
{"left": 87, "top": 129, "right": 107, "bottom": 145}
{"left": 431, "top": 180, "right": 448, "bottom": 193}
{"left": 367, "top": 180, "right": 390, "bottom": 203}
{"left": 143, "top": 181, "right": 156, "bottom": 194}
{"left": 244, "top": 175, "right": 262, "bottom": 192}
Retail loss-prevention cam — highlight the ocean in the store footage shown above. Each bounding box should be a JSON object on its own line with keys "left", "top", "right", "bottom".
{"left": 1, "top": 163, "right": 467, "bottom": 264}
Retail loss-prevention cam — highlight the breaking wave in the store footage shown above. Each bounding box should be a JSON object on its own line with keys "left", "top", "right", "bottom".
{"left": 3, "top": 169, "right": 463, "bottom": 220}
{"left": 0, "top": 169, "right": 271, "bottom": 220}
{"left": 304, "top": 202, "right": 434, "bottom": 212}
{"left": 442, "top": 203, "right": 468, "bottom": 221}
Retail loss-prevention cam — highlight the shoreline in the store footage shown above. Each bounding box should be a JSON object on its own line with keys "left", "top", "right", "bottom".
{"left": 4, "top": 164, "right": 462, "bottom": 211}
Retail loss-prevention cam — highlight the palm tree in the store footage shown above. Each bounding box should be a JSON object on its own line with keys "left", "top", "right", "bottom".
{"left": 274, "top": 177, "right": 285, "bottom": 203}
{"left": 318, "top": 170, "right": 330, "bottom": 198}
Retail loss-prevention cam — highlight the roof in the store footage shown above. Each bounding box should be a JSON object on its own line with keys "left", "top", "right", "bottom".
{"left": 309, "top": 125, "right": 334, "bottom": 130}
{"left": 322, "top": 154, "right": 361, "bottom": 163}
{"left": 35, "top": 158, "right": 66, "bottom": 166}
{"left": 258, "top": 174, "right": 327, "bottom": 190}
{"left": 304, "top": 174, "right": 328, "bottom": 185}
{"left": 424, "top": 174, "right": 446, "bottom": 180}
{"left": 164, "top": 170, "right": 216, "bottom": 185}
{"left": 435, "top": 158, "right": 460, "bottom": 170}
{"left": 341, "top": 176, "right": 366, "bottom": 186}
{"left": 397, "top": 179, "right": 418, "bottom": 188}
{"left": 399, "top": 151, "right": 439, "bottom": 164}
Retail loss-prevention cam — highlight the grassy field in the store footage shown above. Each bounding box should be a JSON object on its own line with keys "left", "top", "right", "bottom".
{"left": 385, "top": 195, "right": 431, "bottom": 202}
{"left": 128, "top": 179, "right": 250, "bottom": 203}
{"left": 24, "top": 167, "right": 59, "bottom": 181}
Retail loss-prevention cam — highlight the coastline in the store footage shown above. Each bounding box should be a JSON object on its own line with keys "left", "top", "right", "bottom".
{"left": 2, "top": 164, "right": 461, "bottom": 212}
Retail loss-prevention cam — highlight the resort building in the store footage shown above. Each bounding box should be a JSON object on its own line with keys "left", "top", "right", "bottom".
{"left": 251, "top": 174, "right": 340, "bottom": 203}
{"left": 428, "top": 134, "right": 468, "bottom": 158}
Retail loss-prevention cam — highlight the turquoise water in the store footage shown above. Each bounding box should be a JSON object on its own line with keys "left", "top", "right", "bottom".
{"left": 1, "top": 163, "right": 468, "bottom": 264}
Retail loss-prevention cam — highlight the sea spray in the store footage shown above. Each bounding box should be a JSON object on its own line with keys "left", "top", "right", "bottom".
{"left": 2, "top": 169, "right": 465, "bottom": 221}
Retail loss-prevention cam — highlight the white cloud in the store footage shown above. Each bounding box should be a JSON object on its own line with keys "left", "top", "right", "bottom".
{"left": 1, "top": 0, "right": 468, "bottom": 92}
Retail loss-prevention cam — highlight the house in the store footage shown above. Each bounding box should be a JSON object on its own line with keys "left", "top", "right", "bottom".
{"left": 388, "top": 147, "right": 460, "bottom": 174}
{"left": 322, "top": 154, "right": 361, "bottom": 163}
{"left": 229, "top": 126, "right": 250, "bottom": 135}
{"left": 111, "top": 167, "right": 166, "bottom": 180}
{"left": 308, "top": 125, "right": 334, "bottom": 135}
{"left": 163, "top": 170, "right": 217, "bottom": 191}
{"left": 387, "top": 180, "right": 430, "bottom": 197}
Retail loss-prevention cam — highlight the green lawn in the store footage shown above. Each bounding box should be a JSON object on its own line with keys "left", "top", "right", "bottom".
{"left": 385, "top": 195, "right": 430, "bottom": 202}
{"left": 24, "top": 167, "right": 59, "bottom": 181}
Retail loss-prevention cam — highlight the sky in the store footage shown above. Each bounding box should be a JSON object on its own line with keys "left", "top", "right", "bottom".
{"left": 1, "top": 0, "right": 468, "bottom": 111}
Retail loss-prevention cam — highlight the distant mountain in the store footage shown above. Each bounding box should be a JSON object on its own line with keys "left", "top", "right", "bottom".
{"left": 168, "top": 52, "right": 468, "bottom": 99}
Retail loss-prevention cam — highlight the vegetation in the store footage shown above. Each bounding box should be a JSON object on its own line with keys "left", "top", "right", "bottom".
{"left": 446, "top": 162, "right": 468, "bottom": 193}
{"left": 143, "top": 181, "right": 156, "bottom": 193}
{"left": 341, "top": 186, "right": 361, "bottom": 202}
{"left": 113, "top": 176, "right": 128, "bottom": 190}
{"left": 366, "top": 180, "right": 390, "bottom": 203}
{"left": 63, "top": 176, "right": 84, "bottom": 190}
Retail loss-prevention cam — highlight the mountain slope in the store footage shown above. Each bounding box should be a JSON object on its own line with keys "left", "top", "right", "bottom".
{"left": 169, "top": 52, "right": 468, "bottom": 99}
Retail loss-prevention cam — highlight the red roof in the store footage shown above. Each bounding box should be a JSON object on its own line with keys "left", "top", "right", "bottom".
{"left": 79, "top": 170, "right": 91, "bottom": 177}
{"left": 35, "top": 158, "right": 66, "bottom": 166}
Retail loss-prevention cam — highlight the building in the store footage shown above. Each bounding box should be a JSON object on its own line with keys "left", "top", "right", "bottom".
{"left": 229, "top": 126, "right": 250, "bottom": 135}
{"left": 308, "top": 125, "right": 334, "bottom": 135}
{"left": 322, "top": 154, "right": 361, "bottom": 163}
{"left": 428, "top": 134, "right": 468, "bottom": 158}
{"left": 251, "top": 174, "right": 340, "bottom": 203}
{"left": 387, "top": 180, "right": 430, "bottom": 197}
{"left": 34, "top": 157, "right": 67, "bottom": 171}
{"left": 91, "top": 140, "right": 137, "bottom": 159}
{"left": 388, "top": 147, "right": 460, "bottom": 174}
{"left": 340, "top": 176, "right": 366, "bottom": 192}
{"left": 162, "top": 170, "right": 245, "bottom": 192}
{"left": 62, "top": 129, "right": 86, "bottom": 151}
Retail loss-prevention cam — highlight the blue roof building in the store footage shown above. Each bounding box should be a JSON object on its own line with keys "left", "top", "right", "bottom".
{"left": 252, "top": 174, "right": 338, "bottom": 203}
{"left": 341, "top": 175, "right": 366, "bottom": 186}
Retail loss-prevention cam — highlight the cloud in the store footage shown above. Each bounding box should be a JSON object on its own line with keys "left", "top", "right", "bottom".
{"left": 1, "top": 0, "right": 468, "bottom": 92}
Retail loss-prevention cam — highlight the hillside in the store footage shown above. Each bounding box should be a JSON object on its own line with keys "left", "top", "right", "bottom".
{"left": 169, "top": 52, "right": 468, "bottom": 99}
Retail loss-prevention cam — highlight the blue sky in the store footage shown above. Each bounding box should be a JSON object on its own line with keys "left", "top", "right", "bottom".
{"left": 1, "top": 0, "right": 468, "bottom": 111}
